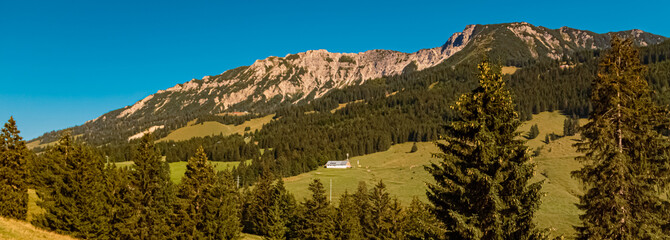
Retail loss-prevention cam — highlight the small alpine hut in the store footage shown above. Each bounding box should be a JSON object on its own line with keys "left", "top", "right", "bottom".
{"left": 324, "top": 160, "right": 351, "bottom": 169}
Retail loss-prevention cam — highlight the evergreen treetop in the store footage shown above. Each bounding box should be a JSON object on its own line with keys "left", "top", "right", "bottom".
{"left": 31, "top": 133, "right": 110, "bottom": 238}
{"left": 177, "top": 145, "right": 217, "bottom": 239}
{"left": 118, "top": 133, "right": 176, "bottom": 240}
{"left": 426, "top": 59, "right": 544, "bottom": 239}
{"left": 0, "top": 117, "right": 29, "bottom": 220}
{"left": 572, "top": 35, "right": 670, "bottom": 239}
{"left": 295, "top": 179, "right": 336, "bottom": 240}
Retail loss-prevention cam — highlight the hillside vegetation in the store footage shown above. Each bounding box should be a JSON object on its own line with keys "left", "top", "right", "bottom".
{"left": 113, "top": 160, "right": 245, "bottom": 183}
{"left": 283, "top": 111, "right": 584, "bottom": 238}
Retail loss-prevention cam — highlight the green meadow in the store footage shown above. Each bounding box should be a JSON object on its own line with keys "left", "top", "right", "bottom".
{"left": 283, "top": 111, "right": 585, "bottom": 238}
{"left": 157, "top": 114, "right": 274, "bottom": 142}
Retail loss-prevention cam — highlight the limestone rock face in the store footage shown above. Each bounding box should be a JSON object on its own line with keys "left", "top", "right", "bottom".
{"left": 59, "top": 22, "right": 664, "bottom": 141}
{"left": 114, "top": 24, "right": 482, "bottom": 119}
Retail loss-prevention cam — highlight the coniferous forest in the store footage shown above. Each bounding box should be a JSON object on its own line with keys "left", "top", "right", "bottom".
{"left": 2, "top": 37, "right": 670, "bottom": 239}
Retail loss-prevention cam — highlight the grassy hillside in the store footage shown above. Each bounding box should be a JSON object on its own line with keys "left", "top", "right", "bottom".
{"left": 157, "top": 114, "right": 274, "bottom": 142}
{"left": 284, "top": 141, "right": 437, "bottom": 205}
{"left": 0, "top": 217, "right": 76, "bottom": 240}
{"left": 0, "top": 216, "right": 261, "bottom": 240}
{"left": 283, "top": 111, "right": 585, "bottom": 238}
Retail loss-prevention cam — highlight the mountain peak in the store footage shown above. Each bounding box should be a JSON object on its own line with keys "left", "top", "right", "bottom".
{"left": 32, "top": 22, "right": 669, "bottom": 145}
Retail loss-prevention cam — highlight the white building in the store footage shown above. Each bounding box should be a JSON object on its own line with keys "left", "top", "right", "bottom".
{"left": 324, "top": 160, "right": 351, "bottom": 169}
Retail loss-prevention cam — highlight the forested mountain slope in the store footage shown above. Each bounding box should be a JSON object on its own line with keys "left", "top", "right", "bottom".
{"left": 31, "top": 22, "right": 666, "bottom": 147}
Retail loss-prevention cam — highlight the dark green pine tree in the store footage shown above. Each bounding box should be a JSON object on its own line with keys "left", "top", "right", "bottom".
{"left": 335, "top": 191, "right": 363, "bottom": 240}
{"left": 241, "top": 168, "right": 275, "bottom": 236}
{"left": 295, "top": 179, "right": 336, "bottom": 240}
{"left": 105, "top": 164, "right": 132, "bottom": 239}
{"left": 31, "top": 133, "right": 110, "bottom": 238}
{"left": 117, "top": 133, "right": 176, "bottom": 240}
{"left": 528, "top": 124, "right": 540, "bottom": 139}
{"left": 201, "top": 170, "right": 242, "bottom": 239}
{"left": 352, "top": 181, "right": 372, "bottom": 238}
{"left": 563, "top": 115, "right": 579, "bottom": 137}
{"left": 176, "top": 146, "right": 216, "bottom": 239}
{"left": 0, "top": 117, "right": 30, "bottom": 220}
{"left": 410, "top": 142, "right": 419, "bottom": 153}
{"left": 268, "top": 178, "right": 296, "bottom": 240}
{"left": 177, "top": 146, "right": 242, "bottom": 239}
{"left": 364, "top": 180, "right": 403, "bottom": 240}
{"left": 402, "top": 197, "right": 445, "bottom": 240}
{"left": 572, "top": 36, "right": 670, "bottom": 239}
{"left": 425, "top": 59, "right": 545, "bottom": 239}
{"left": 266, "top": 197, "right": 288, "bottom": 240}
{"left": 242, "top": 168, "right": 296, "bottom": 239}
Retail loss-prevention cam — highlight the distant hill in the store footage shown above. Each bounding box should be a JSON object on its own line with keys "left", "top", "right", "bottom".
{"left": 30, "top": 22, "right": 666, "bottom": 148}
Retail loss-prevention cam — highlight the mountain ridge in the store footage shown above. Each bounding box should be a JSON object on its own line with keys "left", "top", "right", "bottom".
{"left": 30, "top": 22, "right": 667, "bottom": 145}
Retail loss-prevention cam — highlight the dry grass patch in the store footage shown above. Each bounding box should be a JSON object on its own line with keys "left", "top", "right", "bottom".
{"left": 502, "top": 66, "right": 519, "bottom": 75}
{"left": 157, "top": 114, "right": 274, "bottom": 142}
{"left": 0, "top": 217, "right": 77, "bottom": 240}
{"left": 330, "top": 100, "right": 364, "bottom": 113}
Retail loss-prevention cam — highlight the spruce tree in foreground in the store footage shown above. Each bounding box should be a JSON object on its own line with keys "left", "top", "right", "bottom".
{"left": 402, "top": 197, "right": 445, "bottom": 240}
{"left": 177, "top": 146, "right": 241, "bottom": 239}
{"left": 204, "top": 171, "right": 243, "bottom": 239}
{"left": 426, "top": 59, "right": 545, "bottom": 239}
{"left": 335, "top": 191, "right": 363, "bottom": 240}
{"left": 365, "top": 180, "right": 403, "bottom": 240}
{"left": 242, "top": 169, "right": 296, "bottom": 239}
{"left": 0, "top": 117, "right": 29, "bottom": 220}
{"left": 572, "top": 36, "right": 670, "bottom": 239}
{"left": 32, "top": 133, "right": 110, "bottom": 238}
{"left": 117, "top": 134, "right": 176, "bottom": 240}
{"left": 177, "top": 146, "right": 216, "bottom": 238}
{"left": 295, "top": 179, "right": 336, "bottom": 240}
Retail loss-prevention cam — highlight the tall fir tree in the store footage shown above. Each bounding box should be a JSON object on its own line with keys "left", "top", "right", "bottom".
{"left": 295, "top": 179, "right": 336, "bottom": 240}
{"left": 425, "top": 59, "right": 544, "bottom": 239}
{"left": 268, "top": 178, "right": 296, "bottom": 240}
{"left": 242, "top": 168, "right": 275, "bottom": 236}
{"left": 402, "top": 197, "right": 445, "bottom": 240}
{"left": 572, "top": 36, "right": 670, "bottom": 239}
{"left": 31, "top": 133, "right": 110, "bottom": 238}
{"left": 364, "top": 180, "right": 403, "bottom": 240}
{"left": 177, "top": 146, "right": 217, "bottom": 239}
{"left": 241, "top": 168, "right": 296, "bottom": 239}
{"left": 0, "top": 117, "right": 30, "bottom": 220}
{"left": 335, "top": 191, "right": 363, "bottom": 240}
{"left": 105, "top": 164, "right": 132, "bottom": 239}
{"left": 352, "top": 181, "right": 372, "bottom": 238}
{"left": 177, "top": 146, "right": 242, "bottom": 239}
{"left": 207, "top": 170, "right": 243, "bottom": 239}
{"left": 116, "top": 133, "right": 176, "bottom": 240}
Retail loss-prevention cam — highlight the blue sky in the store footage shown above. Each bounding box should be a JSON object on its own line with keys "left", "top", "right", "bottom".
{"left": 1, "top": 0, "right": 669, "bottom": 140}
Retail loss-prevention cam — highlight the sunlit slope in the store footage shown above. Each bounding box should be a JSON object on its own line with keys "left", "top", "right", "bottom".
{"left": 0, "top": 217, "right": 77, "bottom": 240}
{"left": 157, "top": 114, "right": 274, "bottom": 142}
{"left": 283, "top": 111, "right": 585, "bottom": 238}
